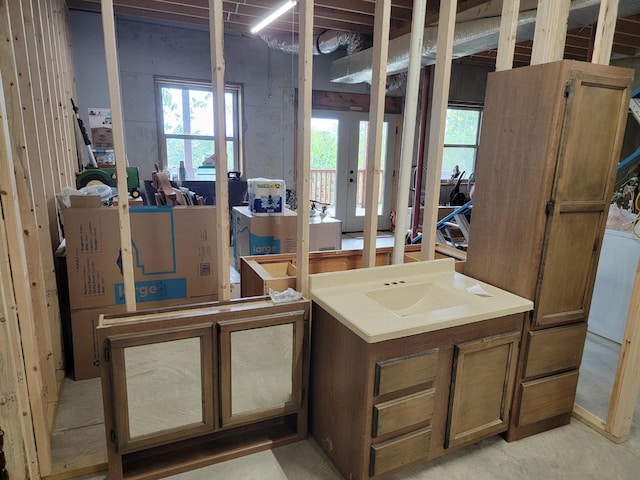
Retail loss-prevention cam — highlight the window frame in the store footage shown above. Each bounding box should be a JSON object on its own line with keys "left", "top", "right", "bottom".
{"left": 155, "top": 75, "right": 244, "bottom": 177}
{"left": 441, "top": 104, "right": 483, "bottom": 182}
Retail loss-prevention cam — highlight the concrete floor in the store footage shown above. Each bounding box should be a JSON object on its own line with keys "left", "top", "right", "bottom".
{"left": 75, "top": 417, "right": 640, "bottom": 480}
{"left": 62, "top": 331, "right": 640, "bottom": 480}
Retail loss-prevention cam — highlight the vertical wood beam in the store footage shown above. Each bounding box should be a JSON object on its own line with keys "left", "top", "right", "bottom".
{"left": 42, "top": 0, "right": 71, "bottom": 189}
{"left": 421, "top": 0, "right": 457, "bottom": 260}
{"left": 392, "top": 0, "right": 427, "bottom": 264}
{"left": 50, "top": 0, "right": 75, "bottom": 178}
{"left": 0, "top": 0, "right": 59, "bottom": 405}
{"left": 8, "top": 0, "right": 64, "bottom": 381}
{"left": 495, "top": 0, "right": 521, "bottom": 71}
{"left": 48, "top": 0, "right": 75, "bottom": 183}
{"left": 101, "top": 0, "right": 136, "bottom": 312}
{"left": 592, "top": 0, "right": 620, "bottom": 65}
{"left": 208, "top": 0, "right": 231, "bottom": 302}
{"left": 31, "top": 0, "right": 66, "bottom": 201}
{"left": 362, "top": 0, "right": 392, "bottom": 268}
{"left": 0, "top": 69, "right": 53, "bottom": 476}
{"left": 20, "top": 0, "right": 58, "bottom": 241}
{"left": 606, "top": 258, "right": 640, "bottom": 438}
{"left": 530, "top": 0, "right": 570, "bottom": 65}
{"left": 296, "top": 1, "right": 313, "bottom": 296}
{"left": 0, "top": 70, "right": 40, "bottom": 480}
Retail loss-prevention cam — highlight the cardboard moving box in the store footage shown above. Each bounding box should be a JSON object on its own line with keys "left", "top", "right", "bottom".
{"left": 64, "top": 206, "right": 218, "bottom": 310}
{"left": 232, "top": 206, "right": 342, "bottom": 269}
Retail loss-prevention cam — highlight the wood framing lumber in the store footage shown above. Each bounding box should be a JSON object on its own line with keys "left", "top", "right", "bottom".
{"left": 1, "top": 0, "right": 60, "bottom": 411}
{"left": 362, "top": 0, "right": 392, "bottom": 268}
{"left": 209, "top": 0, "right": 232, "bottom": 302}
{"left": 0, "top": 68, "right": 53, "bottom": 476}
{"left": 8, "top": 0, "right": 65, "bottom": 378}
{"left": 421, "top": 0, "right": 457, "bottom": 260}
{"left": 392, "top": 0, "right": 427, "bottom": 265}
{"left": 606, "top": 258, "right": 640, "bottom": 439}
{"left": 101, "top": 0, "right": 137, "bottom": 312}
{"left": 530, "top": 0, "right": 570, "bottom": 65}
{"left": 495, "top": 0, "right": 521, "bottom": 71}
{"left": 296, "top": 0, "right": 313, "bottom": 297}
{"left": 592, "top": 0, "right": 620, "bottom": 65}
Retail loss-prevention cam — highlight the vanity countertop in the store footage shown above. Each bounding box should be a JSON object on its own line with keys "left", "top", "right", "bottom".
{"left": 309, "top": 258, "right": 533, "bottom": 343}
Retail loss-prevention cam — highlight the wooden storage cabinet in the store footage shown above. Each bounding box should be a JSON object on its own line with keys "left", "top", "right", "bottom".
{"left": 310, "top": 304, "right": 524, "bottom": 480}
{"left": 98, "top": 298, "right": 310, "bottom": 479}
{"left": 465, "top": 60, "right": 632, "bottom": 440}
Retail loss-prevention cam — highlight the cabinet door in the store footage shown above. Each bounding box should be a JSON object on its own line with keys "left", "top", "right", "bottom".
{"left": 107, "top": 324, "right": 215, "bottom": 453}
{"left": 446, "top": 331, "right": 520, "bottom": 449}
{"left": 218, "top": 310, "right": 305, "bottom": 427}
{"left": 535, "top": 72, "right": 631, "bottom": 327}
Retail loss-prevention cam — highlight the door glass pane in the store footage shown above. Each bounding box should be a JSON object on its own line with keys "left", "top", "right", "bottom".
{"left": 230, "top": 323, "right": 294, "bottom": 415}
{"left": 357, "top": 121, "right": 388, "bottom": 216}
{"left": 311, "top": 118, "right": 339, "bottom": 217}
{"left": 124, "top": 338, "right": 203, "bottom": 438}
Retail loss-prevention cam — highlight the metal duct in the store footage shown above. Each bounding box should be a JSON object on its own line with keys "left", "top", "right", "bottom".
{"left": 260, "top": 30, "right": 366, "bottom": 56}
{"left": 331, "top": 0, "right": 640, "bottom": 84}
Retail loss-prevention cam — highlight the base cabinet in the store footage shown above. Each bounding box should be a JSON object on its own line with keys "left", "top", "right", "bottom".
{"left": 97, "top": 298, "right": 310, "bottom": 480}
{"left": 310, "top": 304, "right": 524, "bottom": 480}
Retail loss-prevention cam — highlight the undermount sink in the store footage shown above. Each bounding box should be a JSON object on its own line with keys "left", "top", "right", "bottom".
{"left": 364, "top": 282, "right": 472, "bottom": 317}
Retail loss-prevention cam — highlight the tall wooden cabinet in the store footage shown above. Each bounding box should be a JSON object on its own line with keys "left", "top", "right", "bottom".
{"left": 465, "top": 60, "right": 633, "bottom": 441}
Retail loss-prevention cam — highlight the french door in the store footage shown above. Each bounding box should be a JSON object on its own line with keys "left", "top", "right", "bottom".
{"left": 310, "top": 110, "right": 396, "bottom": 232}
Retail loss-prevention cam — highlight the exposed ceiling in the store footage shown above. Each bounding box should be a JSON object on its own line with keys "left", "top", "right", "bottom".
{"left": 66, "top": 0, "right": 640, "bottom": 68}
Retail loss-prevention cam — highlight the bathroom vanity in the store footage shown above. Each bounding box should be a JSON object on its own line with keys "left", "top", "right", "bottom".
{"left": 309, "top": 259, "right": 532, "bottom": 479}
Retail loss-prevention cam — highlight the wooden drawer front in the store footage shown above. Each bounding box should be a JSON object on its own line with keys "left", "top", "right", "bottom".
{"left": 517, "top": 371, "right": 579, "bottom": 427}
{"left": 375, "top": 349, "right": 439, "bottom": 396}
{"left": 369, "top": 427, "right": 431, "bottom": 477}
{"left": 524, "top": 323, "right": 587, "bottom": 379}
{"left": 372, "top": 390, "right": 435, "bottom": 438}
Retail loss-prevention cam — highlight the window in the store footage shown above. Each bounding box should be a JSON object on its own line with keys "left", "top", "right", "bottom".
{"left": 156, "top": 77, "right": 243, "bottom": 180}
{"left": 441, "top": 106, "right": 482, "bottom": 181}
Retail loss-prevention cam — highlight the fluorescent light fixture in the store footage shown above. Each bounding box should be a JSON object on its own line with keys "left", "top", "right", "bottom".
{"left": 250, "top": 0, "right": 298, "bottom": 34}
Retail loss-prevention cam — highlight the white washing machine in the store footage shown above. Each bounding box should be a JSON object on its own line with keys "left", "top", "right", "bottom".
{"left": 588, "top": 229, "right": 640, "bottom": 344}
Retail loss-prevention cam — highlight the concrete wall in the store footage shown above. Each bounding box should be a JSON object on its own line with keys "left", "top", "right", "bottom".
{"left": 68, "top": 11, "right": 372, "bottom": 185}
{"left": 68, "top": 11, "right": 489, "bottom": 191}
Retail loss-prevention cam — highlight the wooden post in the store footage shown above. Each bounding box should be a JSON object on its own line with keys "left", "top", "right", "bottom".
{"left": 530, "top": 0, "right": 570, "bottom": 65}
{"left": 421, "top": 0, "right": 457, "bottom": 260}
{"left": 592, "top": 0, "right": 620, "bottom": 65}
{"left": 296, "top": 0, "right": 313, "bottom": 297}
{"left": 392, "top": 0, "right": 427, "bottom": 265}
{"left": 362, "top": 0, "right": 391, "bottom": 268}
{"left": 0, "top": 0, "right": 60, "bottom": 411}
{"left": 606, "top": 258, "right": 640, "bottom": 439}
{"left": 101, "top": 0, "right": 137, "bottom": 312}
{"left": 495, "top": 0, "right": 521, "bottom": 71}
{"left": 0, "top": 71, "right": 40, "bottom": 480}
{"left": 31, "top": 0, "right": 67, "bottom": 203}
{"left": 8, "top": 0, "right": 65, "bottom": 382}
{"left": 208, "top": 0, "right": 231, "bottom": 302}
{"left": 0, "top": 70, "right": 53, "bottom": 476}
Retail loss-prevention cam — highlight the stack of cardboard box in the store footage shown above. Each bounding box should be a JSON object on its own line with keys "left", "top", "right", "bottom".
{"left": 62, "top": 204, "right": 218, "bottom": 379}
